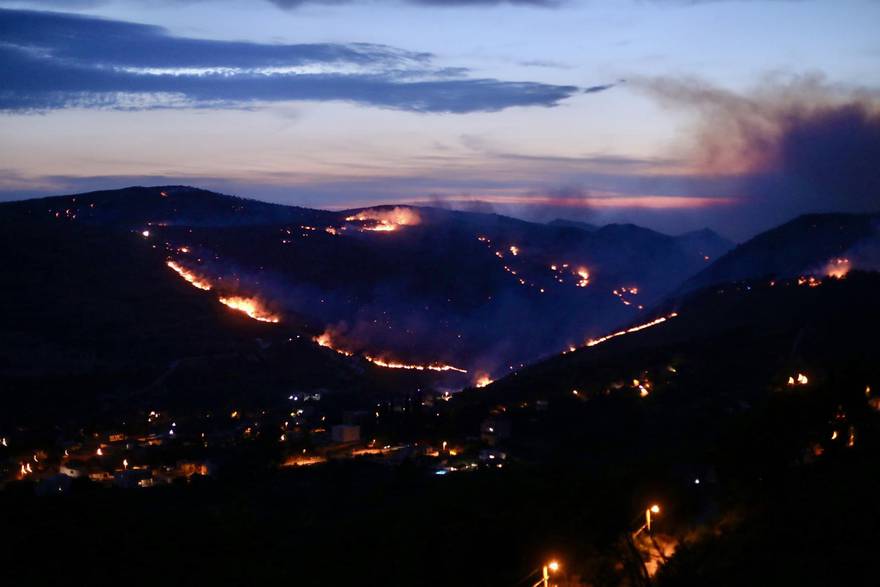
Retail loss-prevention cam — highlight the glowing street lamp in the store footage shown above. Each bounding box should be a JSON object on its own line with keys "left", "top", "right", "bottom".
{"left": 646, "top": 504, "right": 660, "bottom": 532}
{"left": 531, "top": 560, "right": 561, "bottom": 587}
{"left": 634, "top": 503, "right": 661, "bottom": 537}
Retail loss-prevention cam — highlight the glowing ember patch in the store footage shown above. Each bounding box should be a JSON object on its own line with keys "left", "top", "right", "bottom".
{"left": 509, "top": 246, "right": 519, "bottom": 256}
{"left": 787, "top": 373, "right": 809, "bottom": 386}
{"left": 314, "top": 329, "right": 465, "bottom": 372}
{"left": 584, "top": 313, "right": 678, "bottom": 348}
{"left": 282, "top": 455, "right": 327, "bottom": 467}
{"left": 474, "top": 374, "right": 493, "bottom": 388}
{"left": 365, "top": 223, "right": 397, "bottom": 232}
{"left": 825, "top": 258, "right": 851, "bottom": 279}
{"left": 575, "top": 267, "right": 591, "bottom": 287}
{"left": 345, "top": 207, "right": 420, "bottom": 232}
{"left": 314, "top": 331, "right": 353, "bottom": 356}
{"left": 166, "top": 260, "right": 212, "bottom": 291}
{"left": 219, "top": 296, "right": 280, "bottom": 323}
{"left": 364, "top": 356, "right": 467, "bottom": 373}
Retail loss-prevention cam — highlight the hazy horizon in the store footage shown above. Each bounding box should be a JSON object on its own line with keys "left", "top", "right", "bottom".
{"left": 1, "top": 0, "right": 879, "bottom": 240}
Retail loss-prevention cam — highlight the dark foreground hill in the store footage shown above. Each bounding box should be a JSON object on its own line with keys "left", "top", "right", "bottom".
{"left": 2, "top": 266, "right": 878, "bottom": 586}
{"left": 450, "top": 270, "right": 880, "bottom": 585}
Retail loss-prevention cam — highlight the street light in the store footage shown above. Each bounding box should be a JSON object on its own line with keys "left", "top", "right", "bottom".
{"left": 633, "top": 503, "right": 661, "bottom": 537}
{"left": 531, "top": 560, "right": 560, "bottom": 587}
{"left": 646, "top": 504, "right": 660, "bottom": 532}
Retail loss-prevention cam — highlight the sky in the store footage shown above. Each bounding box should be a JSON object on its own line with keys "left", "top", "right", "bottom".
{"left": 1, "top": 0, "right": 878, "bottom": 239}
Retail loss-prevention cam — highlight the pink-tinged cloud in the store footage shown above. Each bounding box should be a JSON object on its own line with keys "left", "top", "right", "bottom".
{"left": 414, "top": 193, "right": 738, "bottom": 209}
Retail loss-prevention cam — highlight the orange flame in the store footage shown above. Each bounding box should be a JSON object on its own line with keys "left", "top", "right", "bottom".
{"left": 364, "top": 355, "right": 467, "bottom": 373}
{"left": 314, "top": 329, "right": 466, "bottom": 372}
{"left": 166, "top": 260, "right": 212, "bottom": 291}
{"left": 219, "top": 296, "right": 280, "bottom": 323}
{"left": 787, "top": 373, "right": 809, "bottom": 386}
{"left": 575, "top": 267, "right": 591, "bottom": 287}
{"left": 345, "top": 207, "right": 421, "bottom": 232}
{"left": 474, "top": 374, "right": 494, "bottom": 388}
{"left": 825, "top": 258, "right": 851, "bottom": 279}
{"left": 585, "top": 313, "right": 678, "bottom": 348}
{"left": 314, "top": 331, "right": 353, "bottom": 356}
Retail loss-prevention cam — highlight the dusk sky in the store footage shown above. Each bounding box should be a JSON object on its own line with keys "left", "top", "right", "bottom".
{"left": 2, "top": 0, "right": 879, "bottom": 239}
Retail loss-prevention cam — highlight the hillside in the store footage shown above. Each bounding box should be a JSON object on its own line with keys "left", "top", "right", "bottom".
{"left": 449, "top": 271, "right": 880, "bottom": 584}
{"left": 0, "top": 207, "right": 450, "bottom": 429}
{"left": 681, "top": 212, "right": 879, "bottom": 292}
{"left": 1, "top": 186, "right": 727, "bottom": 380}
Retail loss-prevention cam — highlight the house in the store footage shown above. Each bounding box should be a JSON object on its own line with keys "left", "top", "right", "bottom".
{"left": 331, "top": 424, "right": 360, "bottom": 443}
{"left": 478, "top": 448, "right": 507, "bottom": 463}
{"left": 59, "top": 460, "right": 86, "bottom": 478}
{"left": 480, "top": 417, "right": 512, "bottom": 446}
{"left": 114, "top": 468, "right": 154, "bottom": 489}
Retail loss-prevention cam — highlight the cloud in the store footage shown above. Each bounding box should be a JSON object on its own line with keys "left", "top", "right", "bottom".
{"left": 1, "top": 0, "right": 564, "bottom": 8}
{"left": 0, "top": 8, "right": 589, "bottom": 113}
{"left": 255, "top": 0, "right": 563, "bottom": 8}
{"left": 633, "top": 73, "right": 880, "bottom": 231}
{"left": 269, "top": 0, "right": 559, "bottom": 5}
{"left": 584, "top": 83, "right": 617, "bottom": 94}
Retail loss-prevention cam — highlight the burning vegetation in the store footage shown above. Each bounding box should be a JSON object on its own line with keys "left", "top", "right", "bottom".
{"left": 612, "top": 286, "right": 643, "bottom": 309}
{"left": 345, "top": 207, "right": 420, "bottom": 232}
{"left": 166, "top": 256, "right": 281, "bottom": 323}
{"left": 218, "top": 296, "right": 280, "bottom": 323}
{"left": 825, "top": 257, "right": 851, "bottom": 279}
{"left": 363, "top": 355, "right": 467, "bottom": 373}
{"left": 166, "top": 260, "right": 212, "bottom": 291}
{"left": 584, "top": 313, "right": 679, "bottom": 348}
{"left": 788, "top": 373, "right": 809, "bottom": 386}
{"left": 474, "top": 374, "right": 494, "bottom": 388}
{"left": 313, "top": 328, "right": 466, "bottom": 373}
{"left": 315, "top": 331, "right": 353, "bottom": 356}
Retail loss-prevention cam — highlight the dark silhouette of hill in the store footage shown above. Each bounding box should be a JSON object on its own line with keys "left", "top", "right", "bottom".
{"left": 453, "top": 272, "right": 880, "bottom": 584}
{"left": 674, "top": 227, "right": 733, "bottom": 262}
{"left": 1, "top": 186, "right": 730, "bottom": 378}
{"left": 547, "top": 218, "right": 600, "bottom": 232}
{"left": 681, "top": 212, "right": 879, "bottom": 292}
{"left": 476, "top": 271, "right": 879, "bottom": 406}
{"left": 1, "top": 185, "right": 336, "bottom": 227}
{"left": 0, "top": 206, "right": 447, "bottom": 428}
{"left": 3, "top": 186, "right": 879, "bottom": 586}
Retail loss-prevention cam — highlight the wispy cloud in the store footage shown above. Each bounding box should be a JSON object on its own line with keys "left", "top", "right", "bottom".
{"left": 268, "top": 0, "right": 561, "bottom": 6}
{"left": 0, "top": 8, "right": 592, "bottom": 113}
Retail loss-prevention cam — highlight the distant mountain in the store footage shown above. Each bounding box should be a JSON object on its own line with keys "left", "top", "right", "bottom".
{"left": 547, "top": 218, "right": 599, "bottom": 232}
{"left": 0, "top": 185, "right": 336, "bottom": 228}
{"left": 0, "top": 195, "right": 455, "bottom": 427}
{"left": 548, "top": 220, "right": 733, "bottom": 263}
{"left": 682, "top": 213, "right": 879, "bottom": 292}
{"left": 1, "top": 186, "right": 730, "bottom": 382}
{"left": 674, "top": 227, "right": 734, "bottom": 263}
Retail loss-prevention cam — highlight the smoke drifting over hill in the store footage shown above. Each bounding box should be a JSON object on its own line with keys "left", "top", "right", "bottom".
{"left": 637, "top": 74, "right": 880, "bottom": 235}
